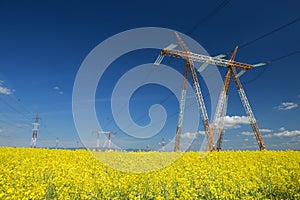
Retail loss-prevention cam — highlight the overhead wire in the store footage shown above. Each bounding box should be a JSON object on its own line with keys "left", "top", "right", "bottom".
{"left": 188, "top": 0, "right": 232, "bottom": 34}
{"left": 216, "top": 16, "right": 300, "bottom": 84}
{"left": 0, "top": 80, "right": 33, "bottom": 124}
{"left": 181, "top": 50, "right": 300, "bottom": 146}
{"left": 151, "top": 0, "right": 232, "bottom": 110}
{"left": 0, "top": 97, "right": 31, "bottom": 121}
{"left": 239, "top": 17, "right": 300, "bottom": 49}
{"left": 123, "top": 12, "right": 300, "bottom": 137}
{"left": 141, "top": 1, "right": 226, "bottom": 115}
{"left": 117, "top": 0, "right": 233, "bottom": 134}
{"left": 242, "top": 50, "right": 300, "bottom": 84}
{"left": 0, "top": 96, "right": 33, "bottom": 131}
{"left": 103, "top": 3, "right": 300, "bottom": 141}
{"left": 155, "top": 49, "right": 300, "bottom": 129}
{"left": 0, "top": 80, "right": 52, "bottom": 147}
{"left": 268, "top": 50, "right": 300, "bottom": 63}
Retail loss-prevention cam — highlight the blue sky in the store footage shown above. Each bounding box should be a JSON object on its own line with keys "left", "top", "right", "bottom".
{"left": 0, "top": 0, "right": 299, "bottom": 150}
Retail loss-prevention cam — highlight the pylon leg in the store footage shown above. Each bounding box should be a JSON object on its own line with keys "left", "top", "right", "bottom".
{"left": 174, "top": 64, "right": 189, "bottom": 152}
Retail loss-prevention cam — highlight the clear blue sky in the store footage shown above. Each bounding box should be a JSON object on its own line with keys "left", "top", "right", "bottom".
{"left": 0, "top": 0, "right": 299, "bottom": 150}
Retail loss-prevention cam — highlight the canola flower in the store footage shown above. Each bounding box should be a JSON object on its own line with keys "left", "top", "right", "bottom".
{"left": 0, "top": 147, "right": 299, "bottom": 199}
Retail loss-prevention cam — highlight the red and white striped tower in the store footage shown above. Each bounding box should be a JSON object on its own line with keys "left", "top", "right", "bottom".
{"left": 30, "top": 113, "right": 40, "bottom": 148}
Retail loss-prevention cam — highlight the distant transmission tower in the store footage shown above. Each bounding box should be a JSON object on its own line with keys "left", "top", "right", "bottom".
{"left": 55, "top": 137, "right": 59, "bottom": 149}
{"left": 103, "top": 132, "right": 117, "bottom": 150}
{"left": 92, "top": 130, "right": 102, "bottom": 151}
{"left": 161, "top": 138, "right": 165, "bottom": 152}
{"left": 93, "top": 130, "right": 117, "bottom": 151}
{"left": 30, "top": 113, "right": 40, "bottom": 148}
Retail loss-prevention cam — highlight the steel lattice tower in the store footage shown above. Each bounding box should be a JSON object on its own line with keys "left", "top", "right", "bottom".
{"left": 30, "top": 113, "right": 40, "bottom": 148}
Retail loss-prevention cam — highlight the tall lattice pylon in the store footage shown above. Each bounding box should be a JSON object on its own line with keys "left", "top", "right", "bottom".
{"left": 154, "top": 33, "right": 266, "bottom": 151}
{"left": 155, "top": 32, "right": 210, "bottom": 151}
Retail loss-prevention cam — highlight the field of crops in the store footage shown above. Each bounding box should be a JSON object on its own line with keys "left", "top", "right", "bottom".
{"left": 0, "top": 147, "right": 299, "bottom": 199}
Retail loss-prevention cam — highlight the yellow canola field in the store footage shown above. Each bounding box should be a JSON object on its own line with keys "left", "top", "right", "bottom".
{"left": 0, "top": 147, "right": 299, "bottom": 199}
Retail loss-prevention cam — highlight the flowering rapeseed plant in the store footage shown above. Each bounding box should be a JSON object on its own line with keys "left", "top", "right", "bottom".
{"left": 0, "top": 147, "right": 299, "bottom": 199}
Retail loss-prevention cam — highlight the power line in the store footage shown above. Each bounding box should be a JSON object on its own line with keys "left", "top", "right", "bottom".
{"left": 0, "top": 93, "right": 34, "bottom": 127}
{"left": 242, "top": 50, "right": 300, "bottom": 84}
{"left": 239, "top": 17, "right": 300, "bottom": 49}
{"left": 269, "top": 50, "right": 300, "bottom": 63}
{"left": 104, "top": 5, "right": 300, "bottom": 135}
{"left": 166, "top": 0, "right": 232, "bottom": 65}
{"left": 221, "top": 17, "right": 300, "bottom": 84}
{"left": 127, "top": 48, "right": 300, "bottom": 133}
{"left": 0, "top": 97, "right": 31, "bottom": 121}
{"left": 121, "top": 49, "right": 300, "bottom": 137}
{"left": 188, "top": 0, "right": 232, "bottom": 34}
{"left": 133, "top": 0, "right": 233, "bottom": 130}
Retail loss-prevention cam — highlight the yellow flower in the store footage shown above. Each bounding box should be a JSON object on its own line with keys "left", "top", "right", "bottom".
{"left": 0, "top": 147, "right": 299, "bottom": 199}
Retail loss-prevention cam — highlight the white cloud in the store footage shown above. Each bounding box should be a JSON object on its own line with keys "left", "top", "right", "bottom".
{"left": 260, "top": 128, "right": 273, "bottom": 133}
{"left": 241, "top": 128, "right": 300, "bottom": 139}
{"left": 53, "top": 86, "right": 63, "bottom": 95}
{"left": 241, "top": 131, "right": 253, "bottom": 136}
{"left": 275, "top": 102, "right": 298, "bottom": 110}
{"left": 198, "top": 131, "right": 206, "bottom": 136}
{"left": 181, "top": 131, "right": 206, "bottom": 139}
{"left": 0, "top": 86, "right": 12, "bottom": 95}
{"left": 264, "top": 134, "right": 273, "bottom": 138}
{"left": 224, "top": 116, "right": 250, "bottom": 129}
{"left": 181, "top": 132, "right": 197, "bottom": 139}
{"left": 0, "top": 81, "right": 13, "bottom": 95}
{"left": 274, "top": 130, "right": 300, "bottom": 137}
{"left": 241, "top": 129, "right": 273, "bottom": 137}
